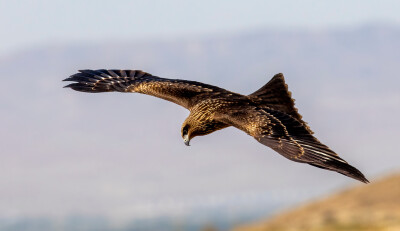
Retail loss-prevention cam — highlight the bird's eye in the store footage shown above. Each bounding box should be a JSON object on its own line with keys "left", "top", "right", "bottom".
{"left": 183, "top": 126, "right": 189, "bottom": 135}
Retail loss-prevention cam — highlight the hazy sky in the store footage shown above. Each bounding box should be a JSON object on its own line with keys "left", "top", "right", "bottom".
{"left": 1, "top": 0, "right": 400, "bottom": 223}
{"left": 1, "top": 0, "right": 399, "bottom": 55}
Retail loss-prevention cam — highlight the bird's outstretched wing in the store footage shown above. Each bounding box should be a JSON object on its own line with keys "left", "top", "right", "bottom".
{"left": 219, "top": 106, "right": 369, "bottom": 183}
{"left": 63, "top": 69, "right": 226, "bottom": 109}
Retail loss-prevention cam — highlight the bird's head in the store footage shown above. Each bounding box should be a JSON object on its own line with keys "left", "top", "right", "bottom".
{"left": 181, "top": 114, "right": 227, "bottom": 146}
{"left": 181, "top": 115, "right": 210, "bottom": 146}
{"left": 181, "top": 123, "right": 192, "bottom": 146}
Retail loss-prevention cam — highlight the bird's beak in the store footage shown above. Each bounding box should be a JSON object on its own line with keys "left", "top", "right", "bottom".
{"left": 183, "top": 134, "right": 190, "bottom": 146}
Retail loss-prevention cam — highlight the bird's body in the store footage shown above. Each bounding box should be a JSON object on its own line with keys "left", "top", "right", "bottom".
{"left": 64, "top": 69, "right": 368, "bottom": 183}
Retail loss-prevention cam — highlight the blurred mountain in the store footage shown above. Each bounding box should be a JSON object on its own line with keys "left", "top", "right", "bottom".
{"left": 234, "top": 173, "right": 400, "bottom": 231}
{"left": 0, "top": 24, "right": 399, "bottom": 228}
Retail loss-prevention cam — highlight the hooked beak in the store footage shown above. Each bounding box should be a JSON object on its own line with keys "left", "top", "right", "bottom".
{"left": 183, "top": 134, "right": 190, "bottom": 146}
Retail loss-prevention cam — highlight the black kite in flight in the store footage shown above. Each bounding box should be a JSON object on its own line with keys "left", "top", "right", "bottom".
{"left": 64, "top": 69, "right": 368, "bottom": 183}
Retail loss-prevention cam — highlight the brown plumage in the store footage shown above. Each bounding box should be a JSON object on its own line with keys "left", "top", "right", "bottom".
{"left": 63, "top": 69, "right": 369, "bottom": 183}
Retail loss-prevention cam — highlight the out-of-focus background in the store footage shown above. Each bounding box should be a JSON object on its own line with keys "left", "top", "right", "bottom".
{"left": 1, "top": 1, "right": 399, "bottom": 230}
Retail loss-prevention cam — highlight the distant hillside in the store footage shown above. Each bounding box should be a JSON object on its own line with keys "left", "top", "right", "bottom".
{"left": 234, "top": 173, "right": 400, "bottom": 231}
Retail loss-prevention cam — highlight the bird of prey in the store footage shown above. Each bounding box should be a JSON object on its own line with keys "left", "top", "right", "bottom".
{"left": 63, "top": 69, "right": 368, "bottom": 183}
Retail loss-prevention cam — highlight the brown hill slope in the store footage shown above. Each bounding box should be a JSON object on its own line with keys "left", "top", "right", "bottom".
{"left": 234, "top": 173, "right": 400, "bottom": 231}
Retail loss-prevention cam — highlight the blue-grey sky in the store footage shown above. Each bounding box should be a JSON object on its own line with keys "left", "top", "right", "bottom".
{"left": 1, "top": 0, "right": 399, "bottom": 55}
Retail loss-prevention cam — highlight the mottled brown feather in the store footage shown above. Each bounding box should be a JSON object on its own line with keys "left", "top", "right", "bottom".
{"left": 64, "top": 69, "right": 368, "bottom": 183}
